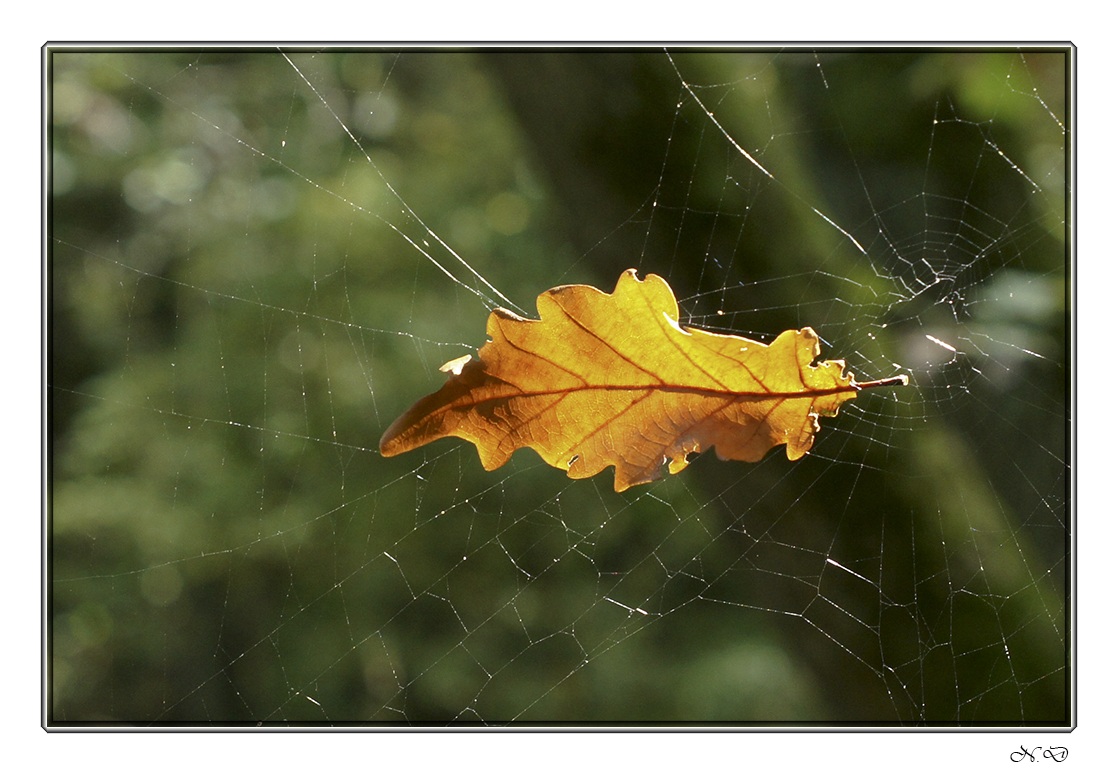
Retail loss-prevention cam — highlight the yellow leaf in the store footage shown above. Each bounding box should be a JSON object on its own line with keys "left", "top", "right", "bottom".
{"left": 380, "top": 269, "right": 907, "bottom": 491}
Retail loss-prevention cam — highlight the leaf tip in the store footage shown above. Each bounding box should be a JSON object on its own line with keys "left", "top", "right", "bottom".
{"left": 439, "top": 354, "right": 473, "bottom": 375}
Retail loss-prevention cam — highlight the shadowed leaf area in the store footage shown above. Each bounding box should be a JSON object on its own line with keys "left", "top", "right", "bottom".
{"left": 380, "top": 269, "right": 907, "bottom": 490}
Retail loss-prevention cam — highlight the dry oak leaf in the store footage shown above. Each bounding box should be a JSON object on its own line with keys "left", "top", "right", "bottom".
{"left": 379, "top": 269, "right": 907, "bottom": 492}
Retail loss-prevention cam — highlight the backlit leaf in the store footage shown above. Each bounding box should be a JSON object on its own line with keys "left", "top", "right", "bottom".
{"left": 380, "top": 269, "right": 907, "bottom": 491}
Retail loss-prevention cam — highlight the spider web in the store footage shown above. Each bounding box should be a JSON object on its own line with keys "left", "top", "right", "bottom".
{"left": 48, "top": 47, "right": 1070, "bottom": 727}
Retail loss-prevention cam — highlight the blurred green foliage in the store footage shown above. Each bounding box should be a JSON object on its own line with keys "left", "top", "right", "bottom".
{"left": 50, "top": 48, "right": 1068, "bottom": 725}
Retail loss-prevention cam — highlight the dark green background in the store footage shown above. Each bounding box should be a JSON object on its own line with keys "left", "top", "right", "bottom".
{"left": 49, "top": 48, "right": 1069, "bottom": 725}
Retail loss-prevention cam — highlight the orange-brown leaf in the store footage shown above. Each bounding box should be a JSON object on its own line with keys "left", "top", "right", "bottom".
{"left": 379, "top": 269, "right": 906, "bottom": 491}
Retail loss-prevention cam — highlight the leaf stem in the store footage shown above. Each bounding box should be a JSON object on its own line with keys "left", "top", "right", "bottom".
{"left": 854, "top": 374, "right": 910, "bottom": 389}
